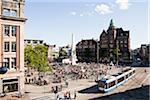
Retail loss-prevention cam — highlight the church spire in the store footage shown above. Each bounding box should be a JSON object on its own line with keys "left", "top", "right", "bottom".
{"left": 109, "top": 19, "right": 115, "bottom": 29}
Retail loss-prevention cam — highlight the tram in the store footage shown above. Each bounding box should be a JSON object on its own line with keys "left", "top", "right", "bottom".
{"left": 97, "top": 67, "right": 135, "bottom": 92}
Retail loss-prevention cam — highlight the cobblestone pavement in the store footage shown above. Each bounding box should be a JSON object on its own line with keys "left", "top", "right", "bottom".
{"left": 1, "top": 67, "right": 149, "bottom": 100}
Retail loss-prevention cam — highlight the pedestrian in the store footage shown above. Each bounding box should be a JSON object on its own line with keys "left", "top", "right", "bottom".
{"left": 68, "top": 91, "right": 71, "bottom": 99}
{"left": 65, "top": 81, "right": 68, "bottom": 88}
{"left": 56, "top": 94, "right": 59, "bottom": 100}
{"left": 64, "top": 92, "right": 67, "bottom": 99}
{"left": 145, "top": 69, "right": 147, "bottom": 73}
{"left": 74, "top": 91, "right": 77, "bottom": 100}
{"left": 51, "top": 86, "right": 54, "bottom": 93}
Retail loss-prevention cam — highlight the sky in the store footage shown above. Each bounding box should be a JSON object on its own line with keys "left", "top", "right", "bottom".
{"left": 25, "top": 0, "right": 149, "bottom": 49}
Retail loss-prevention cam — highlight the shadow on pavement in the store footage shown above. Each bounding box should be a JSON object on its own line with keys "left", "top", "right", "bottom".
{"left": 89, "top": 85, "right": 150, "bottom": 100}
{"left": 78, "top": 85, "right": 103, "bottom": 94}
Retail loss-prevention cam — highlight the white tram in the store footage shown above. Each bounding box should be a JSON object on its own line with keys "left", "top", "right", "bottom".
{"left": 97, "top": 68, "right": 135, "bottom": 92}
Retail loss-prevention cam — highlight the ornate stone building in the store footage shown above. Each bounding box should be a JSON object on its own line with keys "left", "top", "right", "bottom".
{"left": 0, "top": 0, "right": 26, "bottom": 95}
{"left": 99, "top": 19, "right": 131, "bottom": 64}
{"left": 76, "top": 39, "right": 98, "bottom": 63}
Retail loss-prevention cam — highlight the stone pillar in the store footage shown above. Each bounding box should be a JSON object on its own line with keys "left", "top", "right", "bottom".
{"left": 0, "top": 78, "right": 2, "bottom": 94}
{"left": 18, "top": 73, "right": 24, "bottom": 95}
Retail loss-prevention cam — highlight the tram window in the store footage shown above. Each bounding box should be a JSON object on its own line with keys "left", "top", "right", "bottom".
{"left": 108, "top": 81, "right": 115, "bottom": 88}
{"left": 117, "top": 77, "right": 124, "bottom": 83}
{"left": 98, "top": 82, "right": 105, "bottom": 88}
{"left": 129, "top": 72, "right": 132, "bottom": 76}
{"left": 126, "top": 75, "right": 128, "bottom": 78}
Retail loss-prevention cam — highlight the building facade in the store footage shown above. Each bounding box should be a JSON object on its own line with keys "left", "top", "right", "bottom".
{"left": 76, "top": 39, "right": 98, "bottom": 63}
{"left": 46, "top": 44, "right": 59, "bottom": 62}
{"left": 0, "top": 0, "right": 26, "bottom": 95}
{"left": 99, "top": 19, "right": 131, "bottom": 64}
{"left": 24, "top": 39, "right": 43, "bottom": 46}
{"left": 131, "top": 44, "right": 149, "bottom": 66}
{"left": 139, "top": 44, "right": 149, "bottom": 66}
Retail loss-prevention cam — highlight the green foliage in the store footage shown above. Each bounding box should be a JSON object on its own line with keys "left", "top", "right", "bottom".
{"left": 24, "top": 44, "right": 53, "bottom": 72}
{"left": 113, "top": 48, "right": 121, "bottom": 56}
{"left": 59, "top": 48, "right": 68, "bottom": 57}
{"left": 25, "top": 45, "right": 34, "bottom": 68}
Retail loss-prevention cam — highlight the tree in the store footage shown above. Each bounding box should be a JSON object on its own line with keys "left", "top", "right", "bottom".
{"left": 24, "top": 44, "right": 53, "bottom": 72}
{"left": 113, "top": 47, "right": 121, "bottom": 65}
{"left": 24, "top": 45, "right": 35, "bottom": 71}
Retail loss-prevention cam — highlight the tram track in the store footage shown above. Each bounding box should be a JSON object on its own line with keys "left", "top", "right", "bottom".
{"left": 122, "top": 68, "right": 148, "bottom": 92}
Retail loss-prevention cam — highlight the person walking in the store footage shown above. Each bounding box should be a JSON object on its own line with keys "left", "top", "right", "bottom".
{"left": 145, "top": 69, "right": 147, "bottom": 73}
{"left": 74, "top": 90, "right": 77, "bottom": 100}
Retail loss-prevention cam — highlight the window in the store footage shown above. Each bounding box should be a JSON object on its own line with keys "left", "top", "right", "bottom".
{"left": 4, "top": 58, "right": 10, "bottom": 69}
{"left": 110, "top": 40, "right": 113, "bottom": 43}
{"left": 27, "top": 41, "right": 31, "bottom": 44}
{"left": 117, "top": 77, "right": 124, "bottom": 83}
{"left": 4, "top": 25, "right": 10, "bottom": 36}
{"left": 98, "top": 82, "right": 105, "bottom": 88}
{"left": 121, "top": 33, "right": 123, "bottom": 36}
{"left": 4, "top": 42, "right": 10, "bottom": 52}
{"left": 33, "top": 41, "right": 37, "bottom": 44}
{"left": 129, "top": 72, "right": 132, "bottom": 77}
{"left": 11, "top": 58, "right": 16, "bottom": 68}
{"left": 3, "top": 9, "right": 10, "bottom": 16}
{"left": 124, "top": 40, "right": 127, "bottom": 43}
{"left": 11, "top": 42, "right": 16, "bottom": 52}
{"left": 126, "top": 74, "right": 128, "bottom": 78}
{"left": 11, "top": 10, "right": 17, "bottom": 17}
{"left": 3, "top": 82, "right": 18, "bottom": 93}
{"left": 120, "top": 41, "right": 123, "bottom": 43}
{"left": 2, "top": 8, "right": 17, "bottom": 17}
{"left": 108, "top": 81, "right": 116, "bottom": 88}
{"left": 39, "top": 41, "right": 43, "bottom": 44}
{"left": 11, "top": 26, "right": 17, "bottom": 37}
{"left": 124, "top": 44, "right": 127, "bottom": 47}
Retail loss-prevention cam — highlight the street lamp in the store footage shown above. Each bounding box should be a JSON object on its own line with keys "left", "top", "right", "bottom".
{"left": 116, "top": 40, "right": 119, "bottom": 67}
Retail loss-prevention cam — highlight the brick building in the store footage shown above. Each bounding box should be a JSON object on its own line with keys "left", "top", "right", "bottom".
{"left": 0, "top": 0, "right": 26, "bottom": 95}
{"left": 139, "top": 44, "right": 149, "bottom": 66}
{"left": 76, "top": 39, "right": 98, "bottom": 63}
{"left": 99, "top": 19, "right": 131, "bottom": 64}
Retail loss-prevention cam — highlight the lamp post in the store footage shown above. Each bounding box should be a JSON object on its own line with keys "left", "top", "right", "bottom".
{"left": 96, "top": 39, "right": 99, "bottom": 64}
{"left": 116, "top": 40, "right": 119, "bottom": 67}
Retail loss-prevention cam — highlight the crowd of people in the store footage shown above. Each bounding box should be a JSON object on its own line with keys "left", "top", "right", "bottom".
{"left": 24, "top": 62, "right": 118, "bottom": 99}
{"left": 51, "top": 63, "right": 115, "bottom": 83}
{"left": 25, "top": 62, "right": 115, "bottom": 84}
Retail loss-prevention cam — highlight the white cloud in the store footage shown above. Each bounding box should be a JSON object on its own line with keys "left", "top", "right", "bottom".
{"left": 70, "top": 12, "right": 77, "bottom": 16}
{"left": 116, "top": 0, "right": 130, "bottom": 10}
{"left": 79, "top": 14, "right": 84, "bottom": 17}
{"left": 95, "top": 4, "right": 112, "bottom": 15}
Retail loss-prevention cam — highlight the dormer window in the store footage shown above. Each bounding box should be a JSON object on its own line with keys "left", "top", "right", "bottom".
{"left": 3, "top": 8, "right": 17, "bottom": 17}
{"left": 3, "top": 8, "right": 9, "bottom": 16}
{"left": 11, "top": 10, "right": 17, "bottom": 17}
